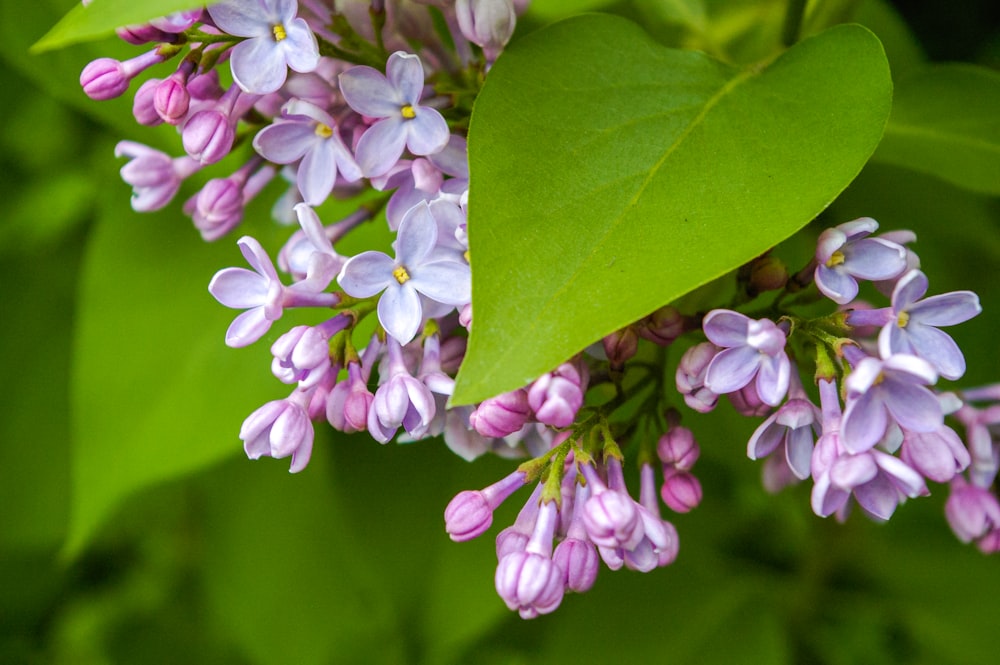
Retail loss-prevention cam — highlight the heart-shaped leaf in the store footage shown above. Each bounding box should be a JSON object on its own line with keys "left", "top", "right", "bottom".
{"left": 452, "top": 15, "right": 891, "bottom": 405}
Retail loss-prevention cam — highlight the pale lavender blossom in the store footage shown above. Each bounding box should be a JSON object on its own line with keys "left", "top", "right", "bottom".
{"left": 746, "top": 376, "right": 822, "bottom": 480}
{"left": 946, "top": 477, "right": 1000, "bottom": 545}
{"left": 527, "top": 361, "right": 585, "bottom": 428}
{"left": 495, "top": 499, "right": 565, "bottom": 619}
{"left": 659, "top": 468, "right": 702, "bottom": 513}
{"left": 240, "top": 388, "right": 315, "bottom": 473}
{"left": 337, "top": 202, "right": 471, "bottom": 345}
{"left": 840, "top": 352, "right": 942, "bottom": 454}
{"left": 656, "top": 425, "right": 699, "bottom": 471}
{"left": 702, "top": 310, "right": 790, "bottom": 406}
{"left": 899, "top": 424, "right": 970, "bottom": 483}
{"left": 469, "top": 388, "right": 532, "bottom": 438}
{"left": 182, "top": 85, "right": 260, "bottom": 164}
{"left": 132, "top": 79, "right": 163, "bottom": 126}
{"left": 675, "top": 342, "right": 720, "bottom": 412}
{"left": 638, "top": 464, "right": 679, "bottom": 567}
{"left": 270, "top": 315, "right": 349, "bottom": 388}
{"left": 326, "top": 361, "right": 374, "bottom": 433}
{"left": 80, "top": 50, "right": 165, "bottom": 100}
{"left": 253, "top": 100, "right": 362, "bottom": 205}
{"left": 878, "top": 269, "right": 981, "bottom": 380}
{"left": 814, "top": 217, "right": 907, "bottom": 304}
{"left": 444, "top": 470, "right": 527, "bottom": 542}
{"left": 208, "top": 236, "right": 339, "bottom": 347}
{"left": 115, "top": 141, "right": 201, "bottom": 212}
{"left": 552, "top": 482, "right": 599, "bottom": 592}
{"left": 338, "top": 51, "right": 450, "bottom": 177}
{"left": 184, "top": 161, "right": 276, "bottom": 240}
{"left": 367, "top": 338, "right": 436, "bottom": 442}
{"left": 579, "top": 460, "right": 643, "bottom": 551}
{"left": 455, "top": 0, "right": 516, "bottom": 61}
{"left": 207, "top": 0, "right": 320, "bottom": 95}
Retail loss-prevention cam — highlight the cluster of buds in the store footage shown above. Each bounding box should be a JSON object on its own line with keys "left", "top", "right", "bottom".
{"left": 446, "top": 418, "right": 700, "bottom": 618}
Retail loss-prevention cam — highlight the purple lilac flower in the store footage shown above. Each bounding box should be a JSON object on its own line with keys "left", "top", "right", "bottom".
{"left": 185, "top": 161, "right": 276, "bottom": 241}
{"left": 444, "top": 470, "right": 527, "bottom": 542}
{"left": 470, "top": 388, "right": 532, "bottom": 438}
{"left": 495, "top": 499, "right": 565, "bottom": 619}
{"left": 660, "top": 468, "right": 702, "bottom": 513}
{"left": 253, "top": 100, "right": 363, "bottom": 205}
{"left": 579, "top": 460, "right": 643, "bottom": 551}
{"left": 702, "top": 310, "right": 790, "bottom": 407}
{"left": 80, "top": 50, "right": 165, "bottom": 100}
{"left": 337, "top": 202, "right": 471, "bottom": 345}
{"left": 455, "top": 0, "right": 517, "bottom": 61}
{"left": 240, "top": 389, "right": 315, "bottom": 473}
{"left": 899, "top": 423, "right": 970, "bottom": 483}
{"left": 182, "top": 84, "right": 259, "bottom": 165}
{"left": 657, "top": 425, "right": 699, "bottom": 471}
{"left": 367, "top": 338, "right": 436, "bottom": 442}
{"left": 115, "top": 141, "right": 201, "bottom": 212}
{"left": 840, "top": 352, "right": 942, "bottom": 454}
{"left": 270, "top": 314, "right": 349, "bottom": 388}
{"left": 878, "top": 269, "right": 981, "bottom": 380}
{"left": 638, "top": 464, "right": 679, "bottom": 567}
{"left": 208, "top": 236, "right": 339, "bottom": 347}
{"left": 338, "top": 51, "right": 450, "bottom": 177}
{"left": 946, "top": 477, "right": 1000, "bottom": 545}
{"left": 132, "top": 79, "right": 163, "bottom": 126}
{"left": 527, "top": 361, "right": 585, "bottom": 428}
{"left": 552, "top": 481, "right": 600, "bottom": 592}
{"left": 675, "top": 342, "right": 720, "bottom": 412}
{"left": 814, "top": 217, "right": 907, "bottom": 304}
{"left": 746, "top": 376, "right": 822, "bottom": 480}
{"left": 207, "top": 0, "right": 320, "bottom": 95}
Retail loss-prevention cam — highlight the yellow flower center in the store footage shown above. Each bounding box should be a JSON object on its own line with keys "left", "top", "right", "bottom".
{"left": 393, "top": 265, "right": 411, "bottom": 284}
{"left": 315, "top": 123, "right": 333, "bottom": 138}
{"left": 897, "top": 311, "right": 910, "bottom": 328}
{"left": 272, "top": 24, "right": 287, "bottom": 41}
{"left": 463, "top": 249, "right": 470, "bottom": 264}
{"left": 826, "top": 250, "right": 846, "bottom": 268}
{"left": 873, "top": 372, "right": 885, "bottom": 387}
{"left": 400, "top": 104, "right": 416, "bottom": 119}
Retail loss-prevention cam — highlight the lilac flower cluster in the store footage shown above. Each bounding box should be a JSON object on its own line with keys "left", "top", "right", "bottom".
{"left": 80, "top": 1, "right": 1000, "bottom": 621}
{"left": 81, "top": 0, "right": 526, "bottom": 471}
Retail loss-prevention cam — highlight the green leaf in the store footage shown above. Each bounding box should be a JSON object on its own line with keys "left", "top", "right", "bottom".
{"left": 453, "top": 16, "right": 891, "bottom": 405}
{"left": 33, "top": 0, "right": 205, "bottom": 52}
{"left": 873, "top": 64, "right": 1000, "bottom": 195}
{"left": 65, "top": 185, "right": 282, "bottom": 558}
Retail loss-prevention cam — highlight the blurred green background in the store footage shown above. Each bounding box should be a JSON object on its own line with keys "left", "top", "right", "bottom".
{"left": 2, "top": 0, "right": 999, "bottom": 663}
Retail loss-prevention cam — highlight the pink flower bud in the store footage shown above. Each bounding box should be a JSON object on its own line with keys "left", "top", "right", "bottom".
{"left": 657, "top": 426, "right": 700, "bottom": 470}
{"left": 660, "top": 468, "right": 702, "bottom": 513}
{"left": 470, "top": 389, "right": 531, "bottom": 438}
{"left": 132, "top": 79, "right": 164, "bottom": 126}
{"left": 640, "top": 305, "right": 684, "bottom": 345}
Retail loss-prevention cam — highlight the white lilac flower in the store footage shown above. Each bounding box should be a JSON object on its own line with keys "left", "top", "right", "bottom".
{"left": 253, "top": 100, "right": 362, "bottom": 205}
{"left": 702, "top": 310, "right": 790, "bottom": 407}
{"left": 338, "top": 51, "right": 450, "bottom": 177}
{"left": 337, "top": 202, "right": 470, "bottom": 345}
{"left": 878, "top": 269, "right": 981, "bottom": 380}
{"left": 814, "top": 217, "right": 907, "bottom": 305}
{"left": 208, "top": 0, "right": 319, "bottom": 95}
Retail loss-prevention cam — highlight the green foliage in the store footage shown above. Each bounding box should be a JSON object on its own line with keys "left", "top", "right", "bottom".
{"left": 64, "top": 186, "right": 284, "bottom": 557}
{"left": 34, "top": 0, "right": 206, "bottom": 52}
{"left": 453, "top": 15, "right": 891, "bottom": 404}
{"left": 873, "top": 64, "right": 1000, "bottom": 195}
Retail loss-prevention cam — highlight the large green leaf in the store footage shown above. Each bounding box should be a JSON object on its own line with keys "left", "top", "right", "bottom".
{"left": 452, "top": 15, "right": 891, "bottom": 405}
{"left": 873, "top": 64, "right": 1000, "bottom": 195}
{"left": 33, "top": 0, "right": 204, "bottom": 52}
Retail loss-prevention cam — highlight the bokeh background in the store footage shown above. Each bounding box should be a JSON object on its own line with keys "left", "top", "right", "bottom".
{"left": 2, "top": 1, "right": 999, "bottom": 663}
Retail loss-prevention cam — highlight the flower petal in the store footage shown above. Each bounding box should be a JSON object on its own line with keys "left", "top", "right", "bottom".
{"left": 281, "top": 18, "right": 320, "bottom": 74}
{"left": 337, "top": 251, "right": 394, "bottom": 297}
{"left": 905, "top": 323, "right": 966, "bottom": 380}
{"left": 355, "top": 117, "right": 408, "bottom": 177}
{"left": 410, "top": 260, "right": 471, "bottom": 305}
{"left": 911, "top": 291, "right": 982, "bottom": 327}
{"left": 815, "top": 264, "right": 859, "bottom": 304}
{"left": 298, "top": 140, "right": 337, "bottom": 205}
{"left": 226, "top": 307, "right": 272, "bottom": 347}
{"left": 841, "top": 391, "right": 887, "bottom": 454}
{"left": 253, "top": 121, "right": 315, "bottom": 163}
{"left": 704, "top": 345, "right": 759, "bottom": 394}
{"left": 883, "top": 379, "right": 943, "bottom": 433}
{"left": 387, "top": 51, "right": 425, "bottom": 104}
{"left": 396, "top": 202, "right": 438, "bottom": 265}
{"left": 702, "top": 310, "right": 749, "bottom": 348}
{"left": 843, "top": 237, "right": 906, "bottom": 280}
{"left": 891, "top": 269, "right": 928, "bottom": 311}
{"left": 231, "top": 37, "right": 288, "bottom": 95}
{"left": 209, "top": 267, "right": 268, "bottom": 308}
{"left": 339, "top": 66, "right": 402, "bottom": 117}
{"left": 378, "top": 284, "right": 423, "bottom": 344}
{"left": 405, "top": 108, "right": 450, "bottom": 156}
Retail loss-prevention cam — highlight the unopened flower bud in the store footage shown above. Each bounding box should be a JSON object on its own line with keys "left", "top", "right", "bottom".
{"left": 470, "top": 389, "right": 531, "bottom": 438}
{"left": 748, "top": 255, "right": 788, "bottom": 295}
{"left": 455, "top": 0, "right": 516, "bottom": 60}
{"left": 657, "top": 426, "right": 700, "bottom": 470}
{"left": 640, "top": 305, "right": 684, "bottom": 345}
{"left": 602, "top": 326, "right": 639, "bottom": 367}
{"left": 660, "top": 468, "right": 702, "bottom": 513}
